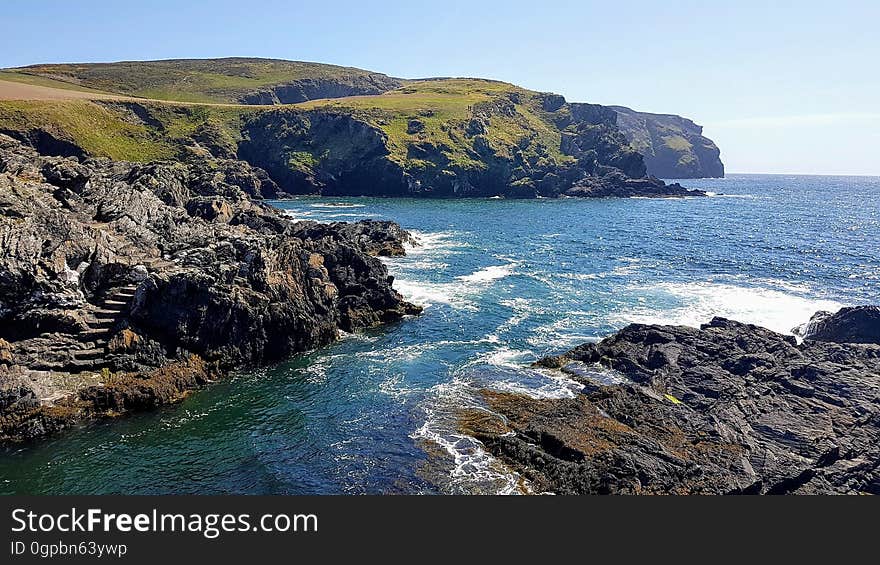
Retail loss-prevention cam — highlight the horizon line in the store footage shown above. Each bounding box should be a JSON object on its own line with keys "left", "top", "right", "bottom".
{"left": 719, "top": 171, "right": 880, "bottom": 178}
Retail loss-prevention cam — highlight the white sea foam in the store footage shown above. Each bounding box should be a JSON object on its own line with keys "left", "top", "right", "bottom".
{"left": 412, "top": 378, "right": 528, "bottom": 494}
{"left": 612, "top": 280, "right": 843, "bottom": 335}
{"left": 404, "top": 230, "right": 461, "bottom": 255}
{"left": 456, "top": 262, "right": 517, "bottom": 284}
{"left": 390, "top": 279, "right": 473, "bottom": 309}
{"left": 467, "top": 346, "right": 536, "bottom": 369}
{"left": 312, "top": 212, "right": 377, "bottom": 219}
{"left": 383, "top": 230, "right": 474, "bottom": 308}
{"left": 388, "top": 232, "right": 517, "bottom": 309}
{"left": 483, "top": 367, "right": 585, "bottom": 400}
{"left": 709, "top": 193, "right": 762, "bottom": 199}
{"left": 309, "top": 203, "right": 366, "bottom": 208}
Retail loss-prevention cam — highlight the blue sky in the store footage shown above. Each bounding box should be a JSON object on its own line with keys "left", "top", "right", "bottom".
{"left": 3, "top": 0, "right": 879, "bottom": 174}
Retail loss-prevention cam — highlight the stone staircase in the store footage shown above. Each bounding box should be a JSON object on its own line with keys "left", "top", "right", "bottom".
{"left": 67, "top": 283, "right": 139, "bottom": 371}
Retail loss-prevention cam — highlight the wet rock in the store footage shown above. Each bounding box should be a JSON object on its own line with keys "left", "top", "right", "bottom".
{"left": 470, "top": 315, "right": 880, "bottom": 494}
{"left": 292, "top": 219, "right": 417, "bottom": 257}
{"left": 799, "top": 306, "right": 880, "bottom": 344}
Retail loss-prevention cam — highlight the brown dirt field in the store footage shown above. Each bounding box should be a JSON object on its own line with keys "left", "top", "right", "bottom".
{"left": 0, "top": 79, "right": 124, "bottom": 101}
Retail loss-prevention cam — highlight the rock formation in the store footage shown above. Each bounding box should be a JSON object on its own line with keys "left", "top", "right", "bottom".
{"left": 462, "top": 314, "right": 880, "bottom": 494}
{"left": 795, "top": 306, "right": 880, "bottom": 345}
{"left": 613, "top": 106, "right": 724, "bottom": 178}
{"left": 0, "top": 134, "right": 420, "bottom": 442}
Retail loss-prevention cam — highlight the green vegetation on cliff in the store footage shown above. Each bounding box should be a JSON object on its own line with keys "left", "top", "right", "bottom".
{"left": 0, "top": 99, "right": 252, "bottom": 161}
{"left": 0, "top": 76, "right": 645, "bottom": 197}
{"left": 300, "top": 78, "right": 575, "bottom": 171}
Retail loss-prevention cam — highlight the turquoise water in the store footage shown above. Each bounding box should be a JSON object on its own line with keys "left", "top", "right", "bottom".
{"left": 1, "top": 174, "right": 878, "bottom": 494}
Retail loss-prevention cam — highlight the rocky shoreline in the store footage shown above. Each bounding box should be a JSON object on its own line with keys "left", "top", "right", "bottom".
{"left": 461, "top": 307, "right": 880, "bottom": 494}
{"left": 0, "top": 134, "right": 420, "bottom": 443}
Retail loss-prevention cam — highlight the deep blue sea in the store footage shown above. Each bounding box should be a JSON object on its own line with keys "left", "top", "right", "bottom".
{"left": 1, "top": 174, "right": 878, "bottom": 494}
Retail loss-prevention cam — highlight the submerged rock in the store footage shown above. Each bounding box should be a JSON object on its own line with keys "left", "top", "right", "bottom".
{"left": 465, "top": 315, "right": 880, "bottom": 494}
{"left": 0, "top": 134, "right": 420, "bottom": 442}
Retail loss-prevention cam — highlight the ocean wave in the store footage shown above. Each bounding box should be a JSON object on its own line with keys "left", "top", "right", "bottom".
{"left": 465, "top": 346, "right": 536, "bottom": 370}
{"left": 711, "top": 194, "right": 763, "bottom": 199}
{"left": 517, "top": 307, "right": 600, "bottom": 350}
{"left": 390, "top": 279, "right": 476, "bottom": 310}
{"left": 309, "top": 203, "right": 366, "bottom": 208}
{"left": 311, "top": 212, "right": 377, "bottom": 219}
{"left": 405, "top": 230, "right": 463, "bottom": 256}
{"left": 612, "top": 280, "right": 843, "bottom": 334}
{"left": 456, "top": 262, "right": 517, "bottom": 284}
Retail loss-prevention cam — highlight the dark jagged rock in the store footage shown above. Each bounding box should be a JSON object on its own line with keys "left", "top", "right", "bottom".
{"left": 463, "top": 316, "right": 880, "bottom": 494}
{"left": 237, "top": 75, "right": 402, "bottom": 105}
{"left": 0, "top": 134, "right": 420, "bottom": 442}
{"left": 291, "top": 219, "right": 417, "bottom": 257}
{"left": 612, "top": 106, "right": 724, "bottom": 178}
{"left": 797, "top": 306, "right": 880, "bottom": 344}
{"left": 564, "top": 171, "right": 705, "bottom": 198}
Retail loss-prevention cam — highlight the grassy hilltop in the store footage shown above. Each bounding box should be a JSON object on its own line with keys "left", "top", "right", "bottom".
{"left": 4, "top": 58, "right": 401, "bottom": 104}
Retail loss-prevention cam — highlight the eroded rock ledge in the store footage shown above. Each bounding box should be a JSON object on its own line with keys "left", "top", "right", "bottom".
{"left": 461, "top": 310, "right": 880, "bottom": 494}
{"left": 0, "top": 134, "right": 420, "bottom": 442}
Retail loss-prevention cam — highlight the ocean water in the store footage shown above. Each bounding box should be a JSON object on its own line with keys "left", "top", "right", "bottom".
{"left": 1, "top": 174, "right": 878, "bottom": 494}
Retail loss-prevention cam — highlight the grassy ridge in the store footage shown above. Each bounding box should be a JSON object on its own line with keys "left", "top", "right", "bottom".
{"left": 302, "top": 78, "right": 575, "bottom": 171}
{"left": 8, "top": 58, "right": 398, "bottom": 104}
{"left": 0, "top": 99, "right": 254, "bottom": 161}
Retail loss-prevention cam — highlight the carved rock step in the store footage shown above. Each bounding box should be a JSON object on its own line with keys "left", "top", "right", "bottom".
{"left": 65, "top": 358, "right": 102, "bottom": 370}
{"left": 73, "top": 348, "right": 104, "bottom": 359}
{"left": 92, "top": 307, "right": 123, "bottom": 316}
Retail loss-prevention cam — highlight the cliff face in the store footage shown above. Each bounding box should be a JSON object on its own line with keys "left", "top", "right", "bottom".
{"left": 235, "top": 90, "right": 700, "bottom": 198}
{"left": 0, "top": 134, "right": 419, "bottom": 441}
{"left": 612, "top": 106, "right": 724, "bottom": 178}
{"left": 237, "top": 75, "right": 402, "bottom": 105}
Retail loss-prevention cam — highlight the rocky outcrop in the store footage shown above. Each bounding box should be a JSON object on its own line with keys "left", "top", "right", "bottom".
{"left": 462, "top": 316, "right": 880, "bottom": 494}
{"left": 563, "top": 171, "right": 705, "bottom": 198}
{"left": 291, "top": 220, "right": 417, "bottom": 257}
{"left": 612, "top": 106, "right": 724, "bottom": 178}
{"left": 235, "top": 104, "right": 705, "bottom": 199}
{"left": 0, "top": 134, "right": 420, "bottom": 442}
{"left": 796, "top": 306, "right": 880, "bottom": 344}
{"left": 238, "top": 75, "right": 402, "bottom": 105}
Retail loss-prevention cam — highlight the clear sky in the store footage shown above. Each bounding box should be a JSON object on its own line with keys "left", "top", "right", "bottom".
{"left": 3, "top": 0, "right": 879, "bottom": 174}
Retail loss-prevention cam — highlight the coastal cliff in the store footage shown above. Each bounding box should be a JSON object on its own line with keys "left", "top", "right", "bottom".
{"left": 613, "top": 106, "right": 724, "bottom": 178}
{"left": 461, "top": 309, "right": 880, "bottom": 494}
{"left": 0, "top": 57, "right": 719, "bottom": 197}
{"left": 0, "top": 93, "right": 703, "bottom": 200}
{"left": 0, "top": 134, "right": 419, "bottom": 442}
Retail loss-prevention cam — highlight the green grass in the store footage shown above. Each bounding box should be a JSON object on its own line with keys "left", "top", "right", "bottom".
{"left": 0, "top": 100, "right": 176, "bottom": 161}
{"left": 0, "top": 99, "right": 255, "bottom": 162}
{"left": 300, "top": 78, "right": 575, "bottom": 171}
{"left": 662, "top": 134, "right": 693, "bottom": 152}
{"left": 7, "top": 58, "right": 398, "bottom": 104}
